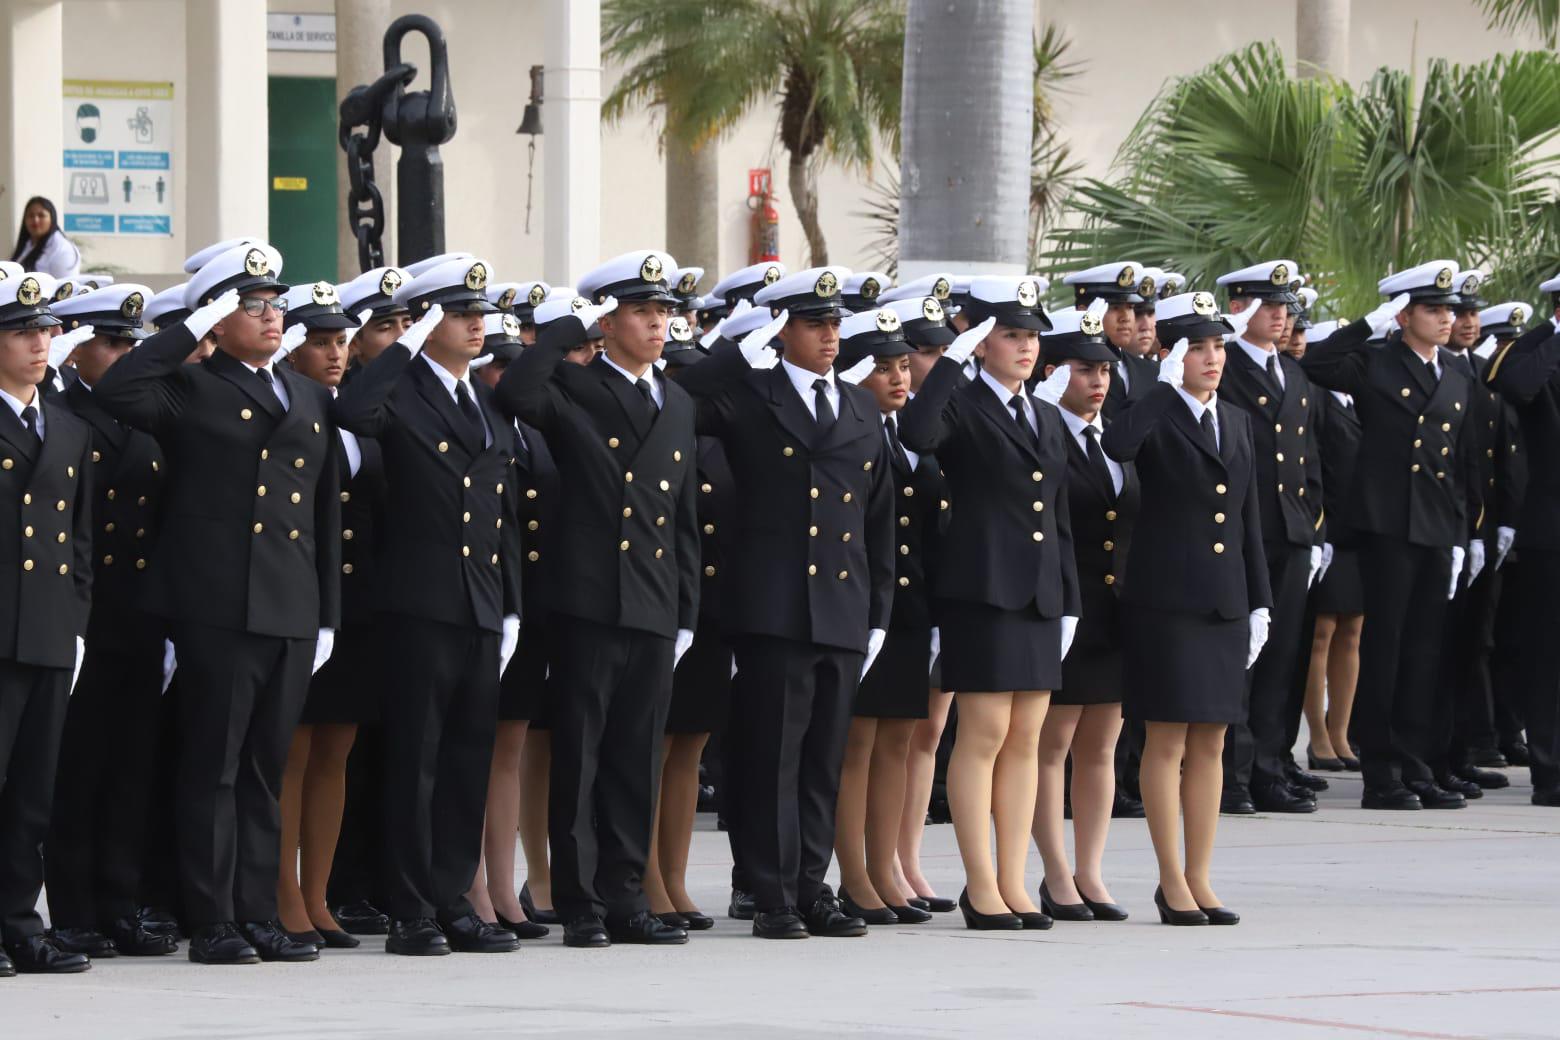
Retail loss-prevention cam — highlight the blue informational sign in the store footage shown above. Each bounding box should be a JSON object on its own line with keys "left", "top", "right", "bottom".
{"left": 61, "top": 80, "right": 175, "bottom": 237}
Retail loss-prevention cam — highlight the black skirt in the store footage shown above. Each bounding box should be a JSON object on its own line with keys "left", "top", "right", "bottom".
{"left": 937, "top": 600, "right": 1062, "bottom": 693}
{"left": 854, "top": 626, "right": 932, "bottom": 719}
{"left": 498, "top": 619, "right": 551, "bottom": 725}
{"left": 1313, "top": 547, "right": 1365, "bottom": 616}
{"left": 1053, "top": 634, "right": 1123, "bottom": 706}
{"left": 666, "top": 627, "right": 731, "bottom": 734}
{"left": 300, "top": 625, "right": 379, "bottom": 725}
{"left": 1122, "top": 603, "right": 1247, "bottom": 724}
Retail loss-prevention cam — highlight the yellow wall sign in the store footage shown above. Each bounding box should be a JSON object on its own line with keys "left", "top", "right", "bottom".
{"left": 273, "top": 176, "right": 308, "bottom": 191}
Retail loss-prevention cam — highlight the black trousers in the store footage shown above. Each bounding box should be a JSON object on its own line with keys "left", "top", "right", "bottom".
{"left": 1508, "top": 549, "right": 1560, "bottom": 790}
{"left": 722, "top": 681, "right": 750, "bottom": 894}
{"left": 378, "top": 613, "right": 498, "bottom": 921}
{"left": 0, "top": 661, "right": 70, "bottom": 945}
{"left": 1226, "top": 543, "right": 1312, "bottom": 790}
{"left": 729, "top": 635, "right": 860, "bottom": 912}
{"left": 1354, "top": 535, "right": 1452, "bottom": 790}
{"left": 139, "top": 673, "right": 183, "bottom": 919}
{"left": 172, "top": 621, "right": 313, "bottom": 926}
{"left": 1433, "top": 563, "right": 1501, "bottom": 771}
{"left": 45, "top": 641, "right": 165, "bottom": 928}
{"left": 549, "top": 616, "right": 672, "bottom": 922}
{"left": 1490, "top": 560, "right": 1529, "bottom": 748}
{"left": 327, "top": 723, "right": 385, "bottom": 909}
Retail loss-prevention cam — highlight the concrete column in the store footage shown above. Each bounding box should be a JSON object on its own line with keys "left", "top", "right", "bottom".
{"left": 1296, "top": 0, "right": 1351, "bottom": 80}
{"left": 543, "top": 0, "right": 600, "bottom": 288}
{"left": 0, "top": 0, "right": 64, "bottom": 241}
{"left": 664, "top": 119, "right": 718, "bottom": 275}
{"left": 335, "top": 0, "right": 394, "bottom": 280}
{"left": 185, "top": 0, "right": 268, "bottom": 250}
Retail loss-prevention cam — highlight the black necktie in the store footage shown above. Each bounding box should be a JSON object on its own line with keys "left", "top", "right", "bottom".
{"left": 884, "top": 415, "right": 911, "bottom": 472}
{"left": 455, "top": 381, "right": 486, "bottom": 447}
{"left": 813, "top": 378, "right": 835, "bottom": 433}
{"left": 1199, "top": 409, "right": 1219, "bottom": 453}
{"left": 1265, "top": 352, "right": 1281, "bottom": 389}
{"left": 636, "top": 377, "right": 659, "bottom": 420}
{"left": 1010, "top": 394, "right": 1038, "bottom": 448}
{"left": 254, "top": 366, "right": 283, "bottom": 409}
{"left": 1082, "top": 424, "right": 1115, "bottom": 500}
{"left": 20, "top": 405, "right": 40, "bottom": 450}
{"left": 1426, "top": 359, "right": 1439, "bottom": 383}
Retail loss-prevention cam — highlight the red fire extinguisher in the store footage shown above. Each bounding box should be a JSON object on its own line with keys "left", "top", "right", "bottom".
{"left": 748, "top": 168, "right": 779, "bottom": 264}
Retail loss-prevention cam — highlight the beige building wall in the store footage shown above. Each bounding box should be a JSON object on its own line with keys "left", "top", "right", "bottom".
{"left": 33, "top": 0, "right": 1537, "bottom": 286}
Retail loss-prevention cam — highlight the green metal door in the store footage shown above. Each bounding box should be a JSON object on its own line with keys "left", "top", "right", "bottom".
{"left": 268, "top": 77, "right": 337, "bottom": 281}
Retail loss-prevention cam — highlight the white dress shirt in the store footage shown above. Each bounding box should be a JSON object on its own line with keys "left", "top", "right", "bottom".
{"left": 239, "top": 358, "right": 290, "bottom": 411}
{"left": 781, "top": 358, "right": 839, "bottom": 421}
{"left": 600, "top": 352, "right": 666, "bottom": 409}
{"left": 328, "top": 386, "right": 362, "bottom": 477}
{"left": 421, "top": 353, "right": 491, "bottom": 447}
{"left": 1175, "top": 386, "right": 1221, "bottom": 450}
{"left": 1235, "top": 337, "right": 1284, "bottom": 389}
{"left": 1059, "top": 407, "right": 1123, "bottom": 495}
{"left": 979, "top": 368, "right": 1037, "bottom": 436}
{"left": 0, "top": 385, "right": 43, "bottom": 440}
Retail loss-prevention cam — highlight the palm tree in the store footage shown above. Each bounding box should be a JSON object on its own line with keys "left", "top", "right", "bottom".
{"left": 602, "top": 0, "right": 904, "bottom": 266}
{"left": 1049, "top": 43, "right": 1560, "bottom": 317}
{"left": 1476, "top": 0, "right": 1560, "bottom": 47}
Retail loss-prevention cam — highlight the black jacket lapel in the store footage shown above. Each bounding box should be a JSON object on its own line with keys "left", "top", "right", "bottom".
{"left": 206, "top": 349, "right": 284, "bottom": 420}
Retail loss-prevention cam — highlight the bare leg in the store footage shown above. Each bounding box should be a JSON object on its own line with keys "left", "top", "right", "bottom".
{"left": 483, "top": 720, "right": 528, "bottom": 922}
{"left": 1326, "top": 614, "right": 1365, "bottom": 754}
{"left": 1070, "top": 704, "right": 1122, "bottom": 905}
{"left": 277, "top": 726, "right": 313, "bottom": 933}
{"left": 1303, "top": 615, "right": 1340, "bottom": 759}
{"left": 1141, "top": 720, "right": 1195, "bottom": 911}
{"left": 643, "top": 735, "right": 675, "bottom": 915}
{"left": 517, "top": 728, "right": 553, "bottom": 910}
{"left": 947, "top": 692, "right": 1011, "bottom": 915}
{"left": 898, "top": 688, "right": 951, "bottom": 898}
{"left": 1032, "top": 704, "right": 1082, "bottom": 902}
{"left": 301, "top": 723, "right": 357, "bottom": 932}
{"left": 993, "top": 690, "right": 1048, "bottom": 914}
{"left": 834, "top": 716, "right": 882, "bottom": 907}
{"left": 658, "top": 732, "right": 709, "bottom": 914}
{"left": 1182, "top": 722, "right": 1228, "bottom": 909}
{"left": 866, "top": 718, "right": 917, "bottom": 906}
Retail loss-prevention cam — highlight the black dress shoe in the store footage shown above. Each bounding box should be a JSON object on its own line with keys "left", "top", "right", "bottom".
{"left": 6, "top": 935, "right": 90, "bottom": 974}
{"left": 1405, "top": 779, "right": 1466, "bottom": 809}
{"left": 495, "top": 913, "right": 551, "bottom": 940}
{"left": 240, "top": 920, "right": 319, "bottom": 962}
{"left": 888, "top": 902, "right": 933, "bottom": 924}
{"left": 1197, "top": 903, "right": 1240, "bottom": 925}
{"left": 1075, "top": 878, "right": 1128, "bottom": 922}
{"left": 609, "top": 910, "right": 688, "bottom": 945}
{"left": 136, "top": 905, "right": 182, "bottom": 938}
{"left": 188, "top": 923, "right": 260, "bottom": 965}
{"left": 1455, "top": 764, "right": 1509, "bottom": 789}
{"left": 1252, "top": 780, "right": 1318, "bottom": 814}
{"left": 1039, "top": 880, "right": 1093, "bottom": 922}
{"left": 385, "top": 918, "right": 450, "bottom": 956}
{"left": 752, "top": 907, "right": 808, "bottom": 939}
{"left": 1220, "top": 787, "right": 1256, "bottom": 815}
{"left": 804, "top": 891, "right": 868, "bottom": 937}
{"left": 1361, "top": 784, "right": 1422, "bottom": 810}
{"left": 518, "top": 883, "right": 561, "bottom": 926}
{"left": 958, "top": 888, "right": 1022, "bottom": 931}
{"left": 1153, "top": 887, "right": 1207, "bottom": 926}
{"left": 48, "top": 926, "right": 116, "bottom": 958}
{"left": 1307, "top": 750, "right": 1346, "bottom": 772}
{"left": 0, "top": 948, "right": 12, "bottom": 977}
{"left": 680, "top": 910, "right": 715, "bottom": 931}
{"left": 1501, "top": 741, "right": 1531, "bottom": 767}
{"left": 1532, "top": 786, "right": 1560, "bottom": 807}
{"left": 563, "top": 916, "right": 611, "bottom": 948}
{"left": 316, "top": 929, "right": 361, "bottom": 949}
{"left": 107, "top": 916, "right": 178, "bottom": 956}
{"left": 332, "top": 900, "right": 390, "bottom": 936}
{"left": 916, "top": 894, "right": 956, "bottom": 913}
{"left": 727, "top": 888, "right": 756, "bottom": 921}
{"left": 440, "top": 913, "right": 519, "bottom": 953}
{"left": 1285, "top": 767, "right": 1330, "bottom": 792}
{"left": 1435, "top": 772, "right": 1483, "bottom": 799}
{"left": 285, "top": 929, "right": 324, "bottom": 951}
{"left": 1111, "top": 791, "right": 1146, "bottom": 818}
{"left": 1466, "top": 746, "right": 1508, "bottom": 768}
{"left": 838, "top": 887, "right": 898, "bottom": 926}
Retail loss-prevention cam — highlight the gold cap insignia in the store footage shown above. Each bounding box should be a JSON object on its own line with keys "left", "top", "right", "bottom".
{"left": 922, "top": 297, "right": 945, "bottom": 323}
{"left": 121, "top": 291, "right": 144, "bottom": 320}
{"left": 1435, "top": 266, "right": 1454, "bottom": 289}
{"left": 677, "top": 271, "right": 698, "bottom": 294}
{"left": 1460, "top": 273, "right": 1481, "bottom": 294}
{"left": 1017, "top": 280, "right": 1040, "bottom": 307}
{"left": 860, "top": 277, "right": 881, "bottom": 301}
{"left": 669, "top": 315, "right": 692, "bottom": 342}
{"left": 763, "top": 266, "right": 782, "bottom": 286}
{"left": 53, "top": 282, "right": 76, "bottom": 302}
{"left": 1138, "top": 276, "right": 1156, "bottom": 298}
{"left": 1115, "top": 265, "right": 1136, "bottom": 288}
{"left": 379, "top": 268, "right": 404, "bottom": 297}
{"left": 570, "top": 296, "right": 591, "bottom": 313}
{"left": 528, "top": 283, "right": 547, "bottom": 308}
{"left": 814, "top": 271, "right": 839, "bottom": 298}
{"left": 15, "top": 276, "right": 41, "bottom": 307}
{"left": 1269, "top": 263, "right": 1289, "bottom": 285}
{"left": 498, "top": 287, "right": 517, "bottom": 309}
{"left": 501, "top": 313, "right": 521, "bottom": 339}
{"left": 1080, "top": 311, "right": 1104, "bottom": 336}
{"left": 1192, "top": 291, "right": 1217, "bottom": 316}
{"left": 931, "top": 277, "right": 951, "bottom": 300}
{"left": 465, "top": 263, "right": 489, "bottom": 292}
{"left": 640, "top": 255, "right": 663, "bottom": 283}
{"left": 311, "top": 281, "right": 337, "bottom": 306}
{"left": 243, "top": 248, "right": 270, "bottom": 277}
{"left": 1512, "top": 306, "right": 1526, "bottom": 324}
{"left": 874, "top": 309, "right": 901, "bottom": 333}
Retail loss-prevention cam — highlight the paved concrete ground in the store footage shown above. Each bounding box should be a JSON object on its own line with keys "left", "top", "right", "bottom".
{"left": 10, "top": 766, "right": 1560, "bottom": 1038}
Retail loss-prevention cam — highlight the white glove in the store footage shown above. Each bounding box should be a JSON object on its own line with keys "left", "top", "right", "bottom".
{"left": 312, "top": 627, "right": 335, "bottom": 675}
{"left": 1318, "top": 542, "right": 1335, "bottom": 583}
{"left": 1084, "top": 297, "right": 1109, "bottom": 322}
{"left": 1158, "top": 337, "right": 1188, "bottom": 388}
{"left": 160, "top": 638, "right": 177, "bottom": 695}
{"left": 49, "top": 323, "right": 95, "bottom": 370}
{"left": 739, "top": 308, "right": 787, "bottom": 370}
{"left": 1495, "top": 526, "right": 1516, "bottom": 569}
{"left": 653, "top": 356, "right": 668, "bottom": 371}
{"left": 70, "top": 636, "right": 85, "bottom": 695}
{"left": 1308, "top": 544, "right": 1324, "bottom": 587}
{"left": 498, "top": 614, "right": 521, "bottom": 677}
{"left": 928, "top": 627, "right": 940, "bottom": 675}
{"left": 1032, "top": 362, "right": 1072, "bottom": 406}
{"left": 469, "top": 354, "right": 495, "bottom": 371}
{"left": 1467, "top": 539, "right": 1486, "bottom": 585}
{"left": 1059, "top": 615, "right": 1078, "bottom": 661}
{"left": 1448, "top": 545, "right": 1465, "bottom": 600}
{"left": 572, "top": 295, "right": 618, "bottom": 333}
{"left": 400, "top": 303, "right": 445, "bottom": 355}
{"left": 944, "top": 316, "right": 996, "bottom": 367}
{"left": 1226, "top": 301, "right": 1261, "bottom": 340}
{"left": 184, "top": 289, "right": 241, "bottom": 341}
{"left": 673, "top": 628, "right": 694, "bottom": 669}
{"left": 1246, "top": 608, "right": 1270, "bottom": 669}
{"left": 1364, "top": 293, "right": 1412, "bottom": 333}
{"left": 702, "top": 299, "right": 752, "bottom": 349}
{"left": 271, "top": 322, "right": 307, "bottom": 365}
{"left": 860, "top": 627, "right": 887, "bottom": 680}
{"left": 837, "top": 354, "right": 875, "bottom": 386}
{"left": 1473, "top": 334, "right": 1497, "bottom": 361}
{"left": 343, "top": 308, "right": 373, "bottom": 348}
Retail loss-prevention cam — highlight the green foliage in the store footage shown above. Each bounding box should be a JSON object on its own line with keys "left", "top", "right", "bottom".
{"left": 1477, "top": 0, "right": 1560, "bottom": 48}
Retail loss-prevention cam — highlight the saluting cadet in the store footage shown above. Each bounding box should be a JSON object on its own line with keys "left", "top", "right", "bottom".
{"left": 1030, "top": 302, "right": 1135, "bottom": 925}
{"left": 1103, "top": 291, "right": 1272, "bottom": 927}
{"left": 709, "top": 260, "right": 786, "bottom": 310}
{"left": 1062, "top": 261, "right": 1159, "bottom": 416}
{"left": 332, "top": 257, "right": 523, "bottom": 957}
{"left": 676, "top": 265, "right": 895, "bottom": 941}
{"left": 0, "top": 272, "right": 94, "bottom": 975}
{"left": 94, "top": 242, "right": 340, "bottom": 964}
{"left": 1302, "top": 262, "right": 1484, "bottom": 811}
{"left": 667, "top": 266, "right": 704, "bottom": 317}
{"left": 898, "top": 278, "right": 1076, "bottom": 932}
{"left": 1132, "top": 268, "right": 1162, "bottom": 358}
{"left": 43, "top": 284, "right": 178, "bottom": 960}
{"left": 496, "top": 251, "right": 700, "bottom": 949}
{"left": 1485, "top": 272, "right": 1560, "bottom": 806}
{"left": 336, "top": 266, "right": 413, "bottom": 374}
{"left": 840, "top": 271, "right": 892, "bottom": 313}
{"left": 1213, "top": 260, "right": 1327, "bottom": 815}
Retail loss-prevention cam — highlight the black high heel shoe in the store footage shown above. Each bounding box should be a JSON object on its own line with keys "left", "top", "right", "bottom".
{"left": 679, "top": 910, "right": 715, "bottom": 931}
{"left": 911, "top": 894, "right": 957, "bottom": 913}
{"left": 887, "top": 902, "right": 933, "bottom": 924}
{"left": 1196, "top": 903, "right": 1240, "bottom": 925}
{"left": 1338, "top": 753, "right": 1361, "bottom": 771}
{"left": 1307, "top": 749, "right": 1346, "bottom": 772}
{"left": 315, "top": 929, "right": 361, "bottom": 949}
{"left": 838, "top": 887, "right": 898, "bottom": 926}
{"left": 519, "top": 882, "right": 560, "bottom": 926}
{"left": 1154, "top": 886, "right": 1208, "bottom": 926}
{"left": 958, "top": 888, "right": 1022, "bottom": 931}
{"left": 1038, "top": 880, "right": 1093, "bottom": 922}
{"left": 1009, "top": 908, "right": 1053, "bottom": 930}
{"left": 496, "top": 913, "right": 551, "bottom": 940}
{"left": 1073, "top": 877, "right": 1128, "bottom": 922}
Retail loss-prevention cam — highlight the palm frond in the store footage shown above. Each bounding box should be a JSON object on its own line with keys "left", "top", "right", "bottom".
{"left": 1476, "top": 0, "right": 1560, "bottom": 47}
